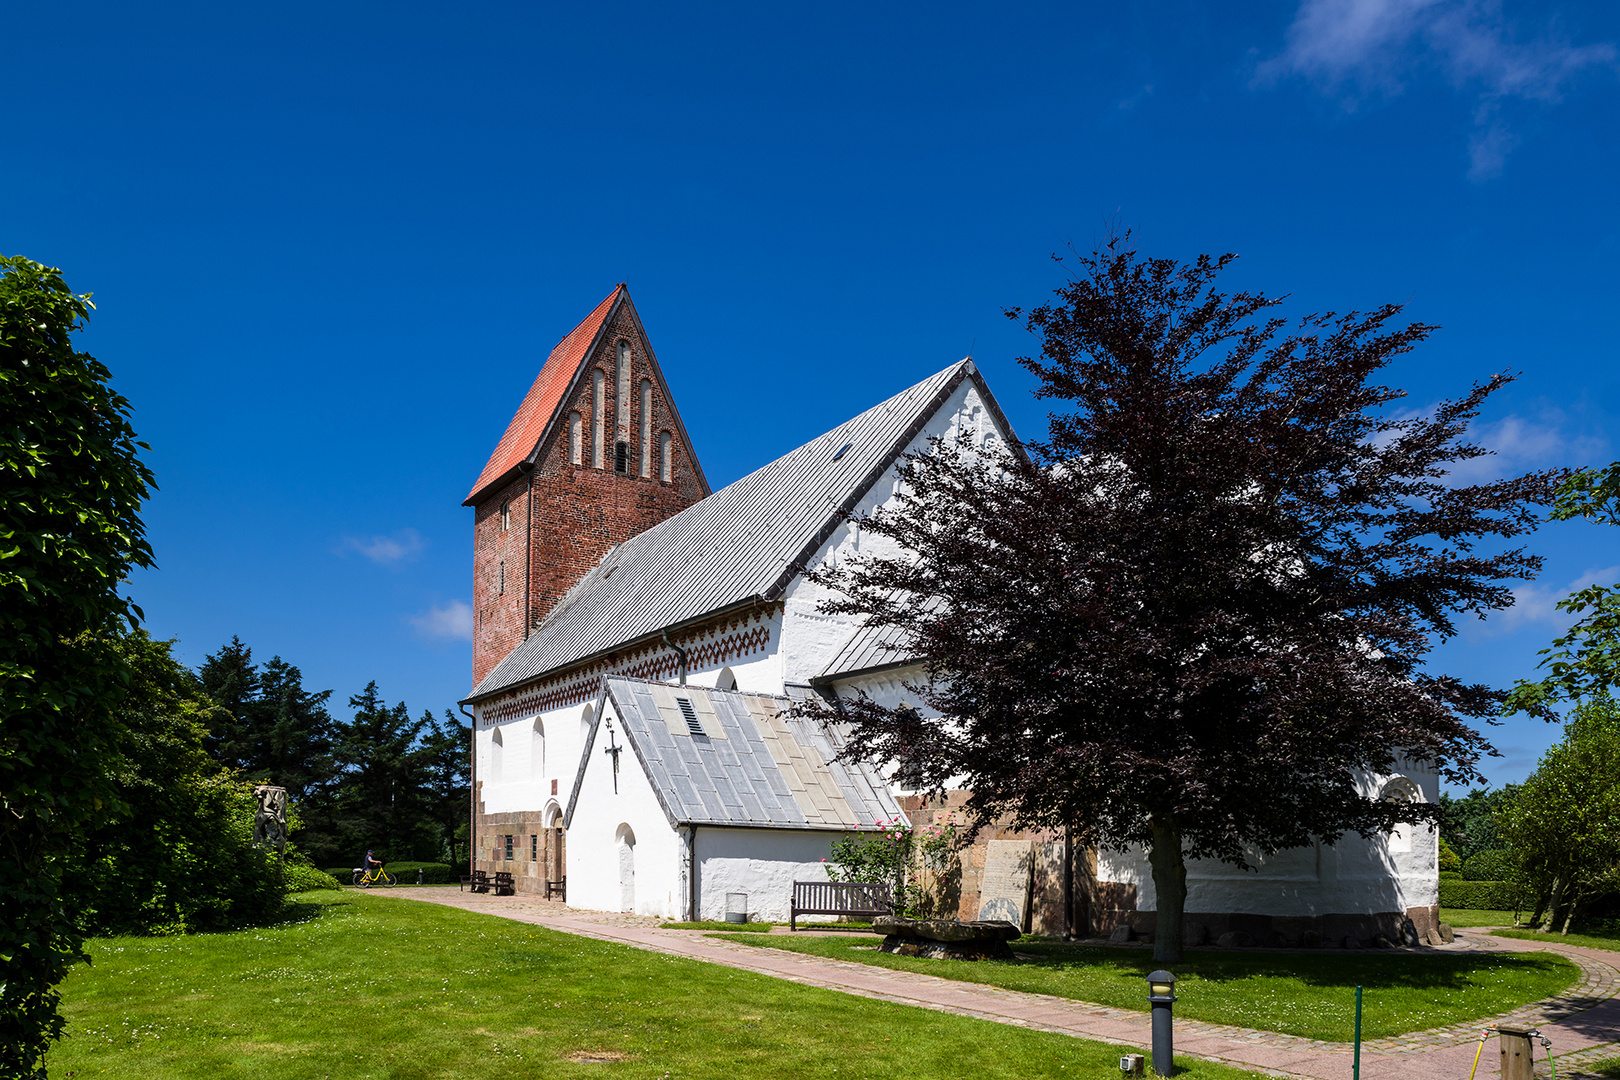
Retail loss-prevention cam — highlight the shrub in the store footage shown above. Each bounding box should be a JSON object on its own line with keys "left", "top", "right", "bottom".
{"left": 282, "top": 864, "right": 342, "bottom": 892}
{"left": 1440, "top": 879, "right": 1527, "bottom": 910}
{"left": 1439, "top": 836, "right": 1464, "bottom": 874}
{"left": 384, "top": 862, "right": 456, "bottom": 884}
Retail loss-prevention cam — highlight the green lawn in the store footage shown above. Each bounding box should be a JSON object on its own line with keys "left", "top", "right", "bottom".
{"left": 709, "top": 933, "right": 1579, "bottom": 1041}
{"left": 657, "top": 920, "right": 774, "bottom": 933}
{"left": 47, "top": 891, "right": 1266, "bottom": 1080}
{"left": 1440, "top": 908, "right": 1521, "bottom": 928}
{"left": 1493, "top": 925, "right": 1620, "bottom": 952}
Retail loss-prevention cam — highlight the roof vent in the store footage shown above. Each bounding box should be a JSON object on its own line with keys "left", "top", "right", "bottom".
{"left": 831, "top": 442, "right": 853, "bottom": 462}
{"left": 676, "top": 697, "right": 704, "bottom": 736}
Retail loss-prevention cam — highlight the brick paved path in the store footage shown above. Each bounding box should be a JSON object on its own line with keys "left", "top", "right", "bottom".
{"left": 381, "top": 889, "right": 1620, "bottom": 1080}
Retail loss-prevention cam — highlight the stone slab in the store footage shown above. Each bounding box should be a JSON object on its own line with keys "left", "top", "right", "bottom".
{"left": 976, "top": 839, "right": 1034, "bottom": 929}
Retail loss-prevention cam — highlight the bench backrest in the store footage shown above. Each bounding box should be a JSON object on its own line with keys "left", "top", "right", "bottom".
{"left": 792, "top": 880, "right": 893, "bottom": 912}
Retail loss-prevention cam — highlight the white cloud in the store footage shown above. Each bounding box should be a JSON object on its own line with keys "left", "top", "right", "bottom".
{"left": 1259, "top": 0, "right": 1617, "bottom": 177}
{"left": 1442, "top": 408, "right": 1606, "bottom": 485}
{"left": 1489, "top": 564, "right": 1620, "bottom": 635}
{"left": 408, "top": 600, "right": 473, "bottom": 641}
{"left": 341, "top": 528, "right": 426, "bottom": 566}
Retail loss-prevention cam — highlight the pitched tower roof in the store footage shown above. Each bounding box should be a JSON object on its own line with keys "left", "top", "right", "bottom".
{"left": 463, "top": 284, "right": 707, "bottom": 506}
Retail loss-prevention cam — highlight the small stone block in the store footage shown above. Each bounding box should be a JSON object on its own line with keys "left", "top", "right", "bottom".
{"left": 1438, "top": 922, "right": 1455, "bottom": 943}
{"left": 1109, "top": 924, "right": 1134, "bottom": 944}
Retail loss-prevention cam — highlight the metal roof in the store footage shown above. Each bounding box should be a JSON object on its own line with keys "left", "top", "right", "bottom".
{"left": 816, "top": 618, "right": 916, "bottom": 682}
{"left": 468, "top": 359, "right": 990, "bottom": 700}
{"left": 567, "top": 677, "right": 902, "bottom": 831}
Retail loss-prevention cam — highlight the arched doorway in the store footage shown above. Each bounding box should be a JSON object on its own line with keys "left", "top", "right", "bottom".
{"left": 544, "top": 802, "right": 565, "bottom": 900}
{"left": 616, "top": 824, "right": 637, "bottom": 913}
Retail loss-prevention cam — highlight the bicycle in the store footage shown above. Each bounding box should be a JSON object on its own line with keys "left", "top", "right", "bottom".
{"left": 352, "top": 865, "right": 397, "bottom": 887}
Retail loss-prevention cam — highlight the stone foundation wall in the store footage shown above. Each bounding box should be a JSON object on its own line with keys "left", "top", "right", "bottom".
{"left": 473, "top": 781, "right": 564, "bottom": 895}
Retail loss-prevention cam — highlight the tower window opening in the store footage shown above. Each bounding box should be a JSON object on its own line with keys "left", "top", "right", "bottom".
{"left": 500, "top": 501, "right": 511, "bottom": 530}
{"left": 660, "top": 432, "right": 673, "bottom": 483}
{"left": 615, "top": 440, "right": 629, "bottom": 473}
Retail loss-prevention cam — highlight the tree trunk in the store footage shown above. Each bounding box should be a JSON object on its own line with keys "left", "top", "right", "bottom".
{"left": 1540, "top": 874, "right": 1565, "bottom": 933}
{"left": 1528, "top": 884, "right": 1550, "bottom": 931}
{"left": 1560, "top": 885, "right": 1585, "bottom": 935}
{"left": 1148, "top": 814, "right": 1187, "bottom": 964}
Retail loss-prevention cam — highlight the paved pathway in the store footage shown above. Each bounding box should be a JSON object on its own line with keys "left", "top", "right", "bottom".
{"left": 378, "top": 889, "right": 1620, "bottom": 1080}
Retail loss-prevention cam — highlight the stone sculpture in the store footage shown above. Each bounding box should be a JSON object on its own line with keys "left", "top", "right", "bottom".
{"left": 253, "top": 784, "right": 289, "bottom": 857}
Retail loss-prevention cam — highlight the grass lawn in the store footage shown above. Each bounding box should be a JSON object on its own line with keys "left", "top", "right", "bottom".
{"left": 657, "top": 920, "right": 773, "bottom": 933}
{"left": 1440, "top": 909, "right": 1522, "bottom": 928}
{"left": 1493, "top": 926, "right": 1620, "bottom": 952}
{"left": 47, "top": 891, "right": 1267, "bottom": 1080}
{"left": 709, "top": 934, "right": 1578, "bottom": 1041}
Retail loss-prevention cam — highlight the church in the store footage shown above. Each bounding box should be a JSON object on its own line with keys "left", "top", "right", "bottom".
{"left": 460, "top": 285, "right": 1441, "bottom": 942}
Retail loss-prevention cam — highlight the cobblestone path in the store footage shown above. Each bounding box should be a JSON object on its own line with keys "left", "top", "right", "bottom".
{"left": 382, "top": 890, "right": 1620, "bottom": 1080}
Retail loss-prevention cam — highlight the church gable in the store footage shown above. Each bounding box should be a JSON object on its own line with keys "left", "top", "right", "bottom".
{"left": 469, "top": 285, "right": 709, "bottom": 687}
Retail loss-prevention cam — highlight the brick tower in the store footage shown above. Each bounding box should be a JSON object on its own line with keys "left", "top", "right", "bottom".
{"left": 465, "top": 285, "right": 709, "bottom": 686}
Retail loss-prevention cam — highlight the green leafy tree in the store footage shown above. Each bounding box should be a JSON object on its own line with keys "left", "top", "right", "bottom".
{"left": 800, "top": 237, "right": 1561, "bottom": 962}
{"left": 1498, "top": 699, "right": 1620, "bottom": 932}
{"left": 1506, "top": 463, "right": 1620, "bottom": 716}
{"left": 0, "top": 256, "right": 155, "bottom": 1076}
{"left": 68, "top": 630, "right": 285, "bottom": 935}
{"left": 1437, "top": 786, "right": 1519, "bottom": 861}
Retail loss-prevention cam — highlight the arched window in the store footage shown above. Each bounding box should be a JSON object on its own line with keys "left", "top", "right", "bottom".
{"left": 715, "top": 666, "right": 737, "bottom": 692}
{"left": 570, "top": 412, "right": 583, "bottom": 465}
{"left": 500, "top": 500, "right": 511, "bottom": 530}
{"left": 639, "top": 379, "right": 653, "bottom": 478}
{"left": 1380, "top": 777, "right": 1421, "bottom": 854}
{"left": 615, "top": 341, "right": 631, "bottom": 434}
{"left": 580, "top": 702, "right": 594, "bottom": 747}
{"left": 659, "top": 431, "right": 673, "bottom": 483}
{"left": 592, "top": 369, "right": 605, "bottom": 469}
{"left": 489, "top": 726, "right": 504, "bottom": 783}
{"left": 531, "top": 718, "right": 545, "bottom": 781}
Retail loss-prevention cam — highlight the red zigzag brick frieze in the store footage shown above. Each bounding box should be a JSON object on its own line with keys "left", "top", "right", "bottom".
{"left": 477, "top": 609, "right": 779, "bottom": 726}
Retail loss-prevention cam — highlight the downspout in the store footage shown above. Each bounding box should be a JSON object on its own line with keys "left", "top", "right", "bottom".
{"left": 524, "top": 466, "right": 534, "bottom": 637}
{"left": 662, "top": 628, "right": 688, "bottom": 686}
{"left": 688, "top": 825, "right": 699, "bottom": 922}
{"left": 459, "top": 703, "right": 477, "bottom": 876}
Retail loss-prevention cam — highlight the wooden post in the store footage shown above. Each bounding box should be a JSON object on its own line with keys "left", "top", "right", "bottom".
{"left": 1500, "top": 1027, "right": 1536, "bottom": 1080}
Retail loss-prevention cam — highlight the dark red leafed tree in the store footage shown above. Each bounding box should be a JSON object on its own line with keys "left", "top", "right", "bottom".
{"left": 801, "top": 236, "right": 1562, "bottom": 962}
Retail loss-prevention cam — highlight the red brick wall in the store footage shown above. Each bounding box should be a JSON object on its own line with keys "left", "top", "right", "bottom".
{"left": 472, "top": 306, "right": 706, "bottom": 685}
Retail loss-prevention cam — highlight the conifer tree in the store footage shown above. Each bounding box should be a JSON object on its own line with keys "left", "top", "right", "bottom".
{"left": 329, "top": 683, "right": 432, "bottom": 864}
{"left": 419, "top": 709, "right": 472, "bottom": 865}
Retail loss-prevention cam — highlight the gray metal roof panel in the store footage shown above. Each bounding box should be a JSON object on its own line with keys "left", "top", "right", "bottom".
{"left": 470, "top": 362, "right": 973, "bottom": 700}
{"left": 599, "top": 676, "right": 897, "bottom": 829}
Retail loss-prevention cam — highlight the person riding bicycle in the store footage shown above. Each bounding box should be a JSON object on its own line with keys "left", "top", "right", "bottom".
{"left": 363, "top": 849, "right": 381, "bottom": 875}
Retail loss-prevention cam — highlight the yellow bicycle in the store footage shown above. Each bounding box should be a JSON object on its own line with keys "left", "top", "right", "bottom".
{"left": 352, "top": 865, "right": 397, "bottom": 887}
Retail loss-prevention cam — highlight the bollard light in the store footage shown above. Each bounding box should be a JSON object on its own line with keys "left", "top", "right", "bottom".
{"left": 1147, "top": 970, "right": 1177, "bottom": 1078}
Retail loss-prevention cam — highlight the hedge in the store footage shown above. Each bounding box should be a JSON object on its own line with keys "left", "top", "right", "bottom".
{"left": 321, "top": 862, "right": 458, "bottom": 885}
{"left": 283, "top": 864, "right": 343, "bottom": 892}
{"left": 1439, "top": 879, "right": 1526, "bottom": 910}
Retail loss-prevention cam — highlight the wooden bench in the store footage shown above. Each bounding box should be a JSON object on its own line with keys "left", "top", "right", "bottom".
{"left": 463, "top": 870, "right": 491, "bottom": 894}
{"left": 545, "top": 876, "right": 566, "bottom": 901}
{"left": 492, "top": 871, "right": 515, "bottom": 896}
{"left": 790, "top": 881, "right": 893, "bottom": 930}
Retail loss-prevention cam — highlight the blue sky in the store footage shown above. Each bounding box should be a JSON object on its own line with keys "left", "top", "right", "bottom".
{"left": 5, "top": 1, "right": 1616, "bottom": 788}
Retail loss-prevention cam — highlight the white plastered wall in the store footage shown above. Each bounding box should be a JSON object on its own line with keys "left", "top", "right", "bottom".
{"left": 693, "top": 827, "right": 838, "bottom": 922}
{"left": 1096, "top": 762, "right": 1440, "bottom": 916}
{"left": 780, "top": 379, "right": 1010, "bottom": 686}
{"left": 474, "top": 697, "right": 601, "bottom": 818}
{"left": 564, "top": 698, "right": 685, "bottom": 918}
